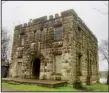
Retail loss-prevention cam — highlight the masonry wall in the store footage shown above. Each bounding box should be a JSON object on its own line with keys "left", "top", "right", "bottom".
{"left": 10, "top": 9, "right": 98, "bottom": 85}
{"left": 72, "top": 18, "right": 99, "bottom": 84}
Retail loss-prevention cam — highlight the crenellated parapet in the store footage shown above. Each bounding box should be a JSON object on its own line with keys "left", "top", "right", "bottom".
{"left": 49, "top": 15, "right": 53, "bottom": 20}
{"left": 32, "top": 16, "right": 47, "bottom": 24}
{"left": 14, "top": 9, "right": 97, "bottom": 44}
{"left": 14, "top": 9, "right": 78, "bottom": 30}
{"left": 15, "top": 24, "right": 22, "bottom": 30}
{"left": 55, "top": 13, "right": 59, "bottom": 18}
{"left": 61, "top": 9, "right": 78, "bottom": 18}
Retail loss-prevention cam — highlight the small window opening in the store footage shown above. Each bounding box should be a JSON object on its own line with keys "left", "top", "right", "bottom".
{"left": 55, "top": 26, "right": 62, "bottom": 40}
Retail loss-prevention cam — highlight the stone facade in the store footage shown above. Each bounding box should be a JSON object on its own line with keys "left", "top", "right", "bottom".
{"left": 10, "top": 9, "right": 99, "bottom": 85}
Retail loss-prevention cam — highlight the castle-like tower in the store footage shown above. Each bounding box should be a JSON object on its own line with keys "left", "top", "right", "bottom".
{"left": 10, "top": 9, "right": 99, "bottom": 85}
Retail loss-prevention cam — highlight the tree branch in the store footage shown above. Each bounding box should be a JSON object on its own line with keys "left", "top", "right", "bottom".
{"left": 92, "top": 8, "right": 108, "bottom": 15}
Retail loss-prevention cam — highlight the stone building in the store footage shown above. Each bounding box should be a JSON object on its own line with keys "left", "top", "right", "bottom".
{"left": 10, "top": 9, "right": 99, "bottom": 85}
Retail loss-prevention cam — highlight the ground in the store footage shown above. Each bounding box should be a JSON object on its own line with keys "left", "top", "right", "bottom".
{"left": 2, "top": 82, "right": 108, "bottom": 92}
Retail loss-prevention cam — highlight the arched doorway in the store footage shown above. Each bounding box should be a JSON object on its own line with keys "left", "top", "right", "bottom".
{"left": 32, "top": 58, "right": 40, "bottom": 79}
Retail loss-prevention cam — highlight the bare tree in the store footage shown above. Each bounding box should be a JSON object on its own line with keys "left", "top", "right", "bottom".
{"left": 1, "top": 28, "right": 10, "bottom": 64}
{"left": 93, "top": 1, "right": 108, "bottom": 85}
{"left": 93, "top": 1, "right": 108, "bottom": 15}
{"left": 99, "top": 39, "right": 109, "bottom": 85}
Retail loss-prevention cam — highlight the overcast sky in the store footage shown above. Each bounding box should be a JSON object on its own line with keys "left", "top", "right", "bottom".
{"left": 2, "top": 1, "right": 108, "bottom": 71}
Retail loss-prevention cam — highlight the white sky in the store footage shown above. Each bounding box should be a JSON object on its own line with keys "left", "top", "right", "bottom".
{"left": 2, "top": 1, "right": 108, "bottom": 71}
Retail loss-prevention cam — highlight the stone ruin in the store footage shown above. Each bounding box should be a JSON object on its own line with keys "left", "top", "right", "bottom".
{"left": 9, "top": 9, "right": 99, "bottom": 85}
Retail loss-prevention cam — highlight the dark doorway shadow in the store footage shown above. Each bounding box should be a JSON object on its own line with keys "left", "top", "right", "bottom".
{"left": 32, "top": 58, "right": 40, "bottom": 79}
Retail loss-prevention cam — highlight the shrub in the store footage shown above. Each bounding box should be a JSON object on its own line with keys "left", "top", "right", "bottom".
{"left": 73, "top": 81, "right": 83, "bottom": 89}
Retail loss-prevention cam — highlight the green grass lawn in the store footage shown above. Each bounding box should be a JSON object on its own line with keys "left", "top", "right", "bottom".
{"left": 2, "top": 82, "right": 108, "bottom": 92}
{"left": 83, "top": 83, "right": 108, "bottom": 92}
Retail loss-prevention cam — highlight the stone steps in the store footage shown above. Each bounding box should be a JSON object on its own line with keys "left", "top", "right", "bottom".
{"left": 2, "top": 78, "right": 68, "bottom": 88}
{"left": 8, "top": 81, "right": 21, "bottom": 85}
